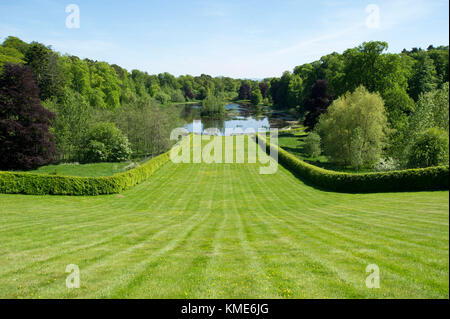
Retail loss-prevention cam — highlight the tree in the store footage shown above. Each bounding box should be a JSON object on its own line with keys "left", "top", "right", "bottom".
{"left": 238, "top": 83, "right": 252, "bottom": 100}
{"left": 407, "top": 82, "right": 449, "bottom": 141}
{"left": 259, "top": 82, "right": 269, "bottom": 98}
{"left": 24, "top": 42, "right": 66, "bottom": 100}
{"left": 81, "top": 122, "right": 131, "bottom": 163}
{"left": 250, "top": 88, "right": 262, "bottom": 106}
{"left": 43, "top": 87, "right": 91, "bottom": 162}
{"left": 201, "top": 95, "right": 225, "bottom": 117}
{"left": 183, "top": 85, "right": 194, "bottom": 99}
{"left": 0, "top": 64, "right": 57, "bottom": 170}
{"left": 408, "top": 52, "right": 438, "bottom": 101}
{"left": 407, "top": 128, "right": 449, "bottom": 168}
{"left": 2, "top": 36, "right": 29, "bottom": 55}
{"left": 303, "top": 80, "right": 331, "bottom": 131}
{"left": 316, "top": 86, "right": 387, "bottom": 168}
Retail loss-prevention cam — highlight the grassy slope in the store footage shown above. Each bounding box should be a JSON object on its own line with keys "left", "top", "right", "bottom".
{"left": 278, "top": 129, "right": 373, "bottom": 173}
{"left": 26, "top": 162, "right": 132, "bottom": 177}
{"left": 0, "top": 137, "right": 448, "bottom": 298}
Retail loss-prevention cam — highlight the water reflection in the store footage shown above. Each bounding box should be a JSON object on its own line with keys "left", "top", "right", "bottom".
{"left": 179, "top": 103, "right": 290, "bottom": 136}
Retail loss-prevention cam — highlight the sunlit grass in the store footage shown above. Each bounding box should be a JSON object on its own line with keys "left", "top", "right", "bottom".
{"left": 25, "top": 162, "right": 133, "bottom": 177}
{"left": 0, "top": 136, "right": 448, "bottom": 298}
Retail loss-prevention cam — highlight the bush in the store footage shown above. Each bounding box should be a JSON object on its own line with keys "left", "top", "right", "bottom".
{"left": 304, "top": 132, "right": 321, "bottom": 157}
{"left": 407, "top": 128, "right": 449, "bottom": 168}
{"left": 257, "top": 134, "right": 449, "bottom": 193}
{"left": 81, "top": 122, "right": 131, "bottom": 163}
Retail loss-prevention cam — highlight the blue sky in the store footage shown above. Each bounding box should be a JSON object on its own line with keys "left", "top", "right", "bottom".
{"left": 0, "top": 0, "right": 448, "bottom": 78}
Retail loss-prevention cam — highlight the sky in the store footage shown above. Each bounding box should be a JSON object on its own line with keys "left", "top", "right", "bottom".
{"left": 0, "top": 0, "right": 448, "bottom": 78}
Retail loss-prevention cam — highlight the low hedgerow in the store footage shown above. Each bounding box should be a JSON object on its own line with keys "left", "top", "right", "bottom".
{"left": 0, "top": 151, "right": 170, "bottom": 196}
{"left": 257, "top": 134, "right": 449, "bottom": 193}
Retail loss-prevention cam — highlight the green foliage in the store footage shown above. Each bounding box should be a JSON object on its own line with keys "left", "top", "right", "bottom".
{"left": 0, "top": 46, "right": 25, "bottom": 73}
{"left": 2, "top": 36, "right": 29, "bottom": 54}
{"left": 81, "top": 122, "right": 131, "bottom": 163}
{"left": 303, "top": 132, "right": 321, "bottom": 158}
{"left": 43, "top": 88, "right": 91, "bottom": 162}
{"left": 155, "top": 91, "right": 171, "bottom": 104}
{"left": 0, "top": 149, "right": 170, "bottom": 195}
{"left": 407, "top": 128, "right": 449, "bottom": 168}
{"left": 408, "top": 51, "right": 438, "bottom": 101}
{"left": 109, "top": 101, "right": 180, "bottom": 157}
{"left": 170, "top": 89, "right": 185, "bottom": 103}
{"left": 317, "top": 86, "right": 387, "bottom": 168}
{"left": 258, "top": 134, "right": 449, "bottom": 193}
{"left": 250, "top": 88, "right": 262, "bottom": 106}
{"left": 201, "top": 95, "right": 225, "bottom": 117}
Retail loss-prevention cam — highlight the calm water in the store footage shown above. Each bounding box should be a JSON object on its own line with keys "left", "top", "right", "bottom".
{"left": 179, "top": 103, "right": 294, "bottom": 135}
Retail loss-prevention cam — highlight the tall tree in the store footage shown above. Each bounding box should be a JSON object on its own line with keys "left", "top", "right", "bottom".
{"left": 238, "top": 83, "right": 252, "bottom": 100}
{"left": 24, "top": 42, "right": 66, "bottom": 100}
{"left": 303, "top": 80, "right": 331, "bottom": 130}
{"left": 408, "top": 51, "right": 438, "bottom": 101}
{"left": 259, "top": 82, "right": 269, "bottom": 98}
{"left": 0, "top": 64, "right": 57, "bottom": 170}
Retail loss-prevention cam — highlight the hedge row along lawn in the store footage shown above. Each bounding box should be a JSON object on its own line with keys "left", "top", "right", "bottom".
{"left": 0, "top": 136, "right": 448, "bottom": 298}
{"left": 258, "top": 134, "right": 449, "bottom": 193}
{"left": 0, "top": 151, "right": 171, "bottom": 195}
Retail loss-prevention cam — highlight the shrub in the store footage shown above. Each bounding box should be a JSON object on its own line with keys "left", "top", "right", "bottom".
{"left": 257, "top": 134, "right": 449, "bottom": 193}
{"left": 81, "top": 122, "right": 131, "bottom": 163}
{"left": 407, "top": 128, "right": 449, "bottom": 168}
{"left": 304, "top": 132, "right": 321, "bottom": 157}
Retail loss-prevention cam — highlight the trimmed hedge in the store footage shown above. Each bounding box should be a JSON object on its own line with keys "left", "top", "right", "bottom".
{"left": 0, "top": 151, "right": 170, "bottom": 196}
{"left": 257, "top": 135, "right": 449, "bottom": 193}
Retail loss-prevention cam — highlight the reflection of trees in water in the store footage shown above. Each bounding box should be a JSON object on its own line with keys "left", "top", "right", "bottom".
{"left": 179, "top": 104, "right": 201, "bottom": 123}
{"left": 202, "top": 117, "right": 225, "bottom": 133}
{"left": 180, "top": 102, "right": 291, "bottom": 132}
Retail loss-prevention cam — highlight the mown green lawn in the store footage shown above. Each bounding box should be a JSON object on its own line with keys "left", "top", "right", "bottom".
{"left": 0, "top": 137, "right": 448, "bottom": 298}
{"left": 25, "top": 162, "right": 133, "bottom": 177}
{"left": 278, "top": 128, "right": 373, "bottom": 173}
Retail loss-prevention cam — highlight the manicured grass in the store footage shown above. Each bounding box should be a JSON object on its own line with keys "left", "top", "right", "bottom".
{"left": 278, "top": 128, "right": 372, "bottom": 173}
{"left": 0, "top": 137, "right": 448, "bottom": 298}
{"left": 25, "top": 162, "right": 133, "bottom": 177}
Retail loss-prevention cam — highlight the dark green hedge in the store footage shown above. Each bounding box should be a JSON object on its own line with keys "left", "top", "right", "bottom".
{"left": 0, "top": 151, "right": 170, "bottom": 196}
{"left": 258, "top": 135, "right": 449, "bottom": 193}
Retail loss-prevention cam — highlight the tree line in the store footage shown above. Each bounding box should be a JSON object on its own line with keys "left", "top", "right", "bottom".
{"left": 0, "top": 36, "right": 448, "bottom": 171}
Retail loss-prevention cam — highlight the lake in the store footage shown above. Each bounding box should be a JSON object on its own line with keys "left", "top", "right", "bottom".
{"left": 178, "top": 102, "right": 296, "bottom": 135}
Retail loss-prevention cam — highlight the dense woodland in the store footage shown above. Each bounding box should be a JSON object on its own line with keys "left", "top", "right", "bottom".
{"left": 0, "top": 36, "right": 448, "bottom": 171}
